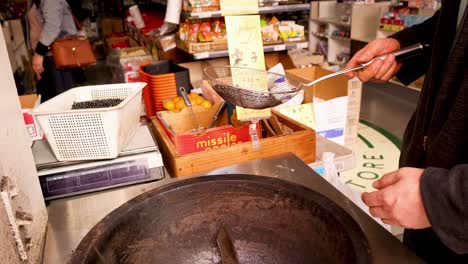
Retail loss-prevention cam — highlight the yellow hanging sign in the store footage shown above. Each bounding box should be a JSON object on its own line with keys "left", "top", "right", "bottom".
{"left": 225, "top": 15, "right": 271, "bottom": 121}
{"left": 220, "top": 0, "right": 259, "bottom": 16}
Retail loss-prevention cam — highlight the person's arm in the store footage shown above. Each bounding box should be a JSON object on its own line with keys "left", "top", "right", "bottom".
{"left": 390, "top": 10, "right": 440, "bottom": 85}
{"left": 362, "top": 165, "right": 468, "bottom": 254}
{"left": 345, "top": 11, "right": 440, "bottom": 83}
{"left": 421, "top": 165, "right": 468, "bottom": 254}
{"left": 35, "top": 0, "right": 65, "bottom": 56}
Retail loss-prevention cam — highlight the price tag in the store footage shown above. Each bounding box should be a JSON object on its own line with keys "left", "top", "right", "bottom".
{"left": 249, "top": 122, "right": 261, "bottom": 150}
{"left": 197, "top": 12, "right": 213, "bottom": 18}
{"left": 274, "top": 44, "right": 286, "bottom": 51}
{"left": 196, "top": 52, "right": 210, "bottom": 59}
{"left": 297, "top": 42, "right": 308, "bottom": 49}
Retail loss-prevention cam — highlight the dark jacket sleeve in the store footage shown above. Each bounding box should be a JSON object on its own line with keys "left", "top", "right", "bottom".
{"left": 421, "top": 165, "right": 468, "bottom": 254}
{"left": 390, "top": 11, "right": 440, "bottom": 85}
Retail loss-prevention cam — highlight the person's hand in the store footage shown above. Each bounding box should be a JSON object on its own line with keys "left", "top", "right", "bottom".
{"left": 361, "top": 167, "right": 431, "bottom": 229}
{"left": 32, "top": 53, "right": 44, "bottom": 80}
{"left": 345, "top": 38, "right": 401, "bottom": 82}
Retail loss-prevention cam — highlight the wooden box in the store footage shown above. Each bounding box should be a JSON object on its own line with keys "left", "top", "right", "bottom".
{"left": 156, "top": 82, "right": 255, "bottom": 155}
{"left": 152, "top": 110, "right": 316, "bottom": 177}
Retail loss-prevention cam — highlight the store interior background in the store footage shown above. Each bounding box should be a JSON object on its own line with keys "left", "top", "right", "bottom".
{"left": 2, "top": 0, "right": 430, "bottom": 139}
{"left": 1, "top": 0, "right": 435, "bottom": 255}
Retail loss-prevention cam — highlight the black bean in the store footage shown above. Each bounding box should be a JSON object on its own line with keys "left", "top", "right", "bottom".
{"left": 71, "top": 98, "right": 124, "bottom": 110}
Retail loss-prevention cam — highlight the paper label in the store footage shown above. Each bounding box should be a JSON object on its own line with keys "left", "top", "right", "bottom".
{"left": 196, "top": 52, "right": 210, "bottom": 59}
{"left": 278, "top": 103, "right": 315, "bottom": 129}
{"left": 274, "top": 44, "right": 286, "bottom": 51}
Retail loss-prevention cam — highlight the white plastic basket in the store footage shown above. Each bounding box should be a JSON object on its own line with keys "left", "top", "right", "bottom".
{"left": 33, "top": 82, "right": 146, "bottom": 161}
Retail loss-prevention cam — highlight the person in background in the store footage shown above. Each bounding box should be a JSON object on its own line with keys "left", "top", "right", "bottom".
{"left": 345, "top": 1, "right": 467, "bottom": 262}
{"left": 30, "top": 0, "right": 85, "bottom": 102}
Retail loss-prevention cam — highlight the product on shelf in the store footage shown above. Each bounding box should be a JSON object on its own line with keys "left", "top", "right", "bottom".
{"left": 379, "top": 5, "right": 431, "bottom": 32}
{"left": 177, "top": 13, "right": 306, "bottom": 54}
{"left": 278, "top": 22, "right": 305, "bottom": 42}
{"left": 179, "top": 18, "right": 227, "bottom": 43}
{"left": 330, "top": 30, "right": 350, "bottom": 40}
{"left": 260, "top": 16, "right": 305, "bottom": 43}
{"left": 261, "top": 16, "right": 281, "bottom": 43}
{"left": 178, "top": 18, "right": 228, "bottom": 53}
{"left": 182, "top": 0, "right": 220, "bottom": 12}
{"left": 107, "top": 47, "right": 153, "bottom": 83}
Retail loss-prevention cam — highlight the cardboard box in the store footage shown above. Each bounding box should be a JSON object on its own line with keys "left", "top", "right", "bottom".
{"left": 264, "top": 52, "right": 296, "bottom": 70}
{"left": 152, "top": 109, "right": 316, "bottom": 177}
{"left": 100, "top": 17, "right": 124, "bottom": 37}
{"left": 106, "top": 36, "right": 139, "bottom": 53}
{"left": 284, "top": 67, "right": 362, "bottom": 148}
{"left": 19, "top": 94, "right": 43, "bottom": 143}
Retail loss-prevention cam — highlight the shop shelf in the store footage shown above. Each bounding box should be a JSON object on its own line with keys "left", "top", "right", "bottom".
{"left": 311, "top": 18, "right": 351, "bottom": 28}
{"left": 183, "top": 3, "right": 310, "bottom": 19}
{"left": 311, "top": 32, "right": 329, "bottom": 39}
{"left": 191, "top": 41, "right": 308, "bottom": 60}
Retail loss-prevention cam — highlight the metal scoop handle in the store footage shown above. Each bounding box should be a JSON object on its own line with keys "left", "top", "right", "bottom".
{"left": 300, "top": 43, "right": 425, "bottom": 88}
{"left": 179, "top": 87, "right": 204, "bottom": 134}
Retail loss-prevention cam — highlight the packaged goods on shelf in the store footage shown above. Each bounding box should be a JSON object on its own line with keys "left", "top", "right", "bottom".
{"left": 279, "top": 23, "right": 305, "bottom": 42}
{"left": 379, "top": 6, "right": 431, "bottom": 32}
{"left": 407, "top": 0, "right": 439, "bottom": 9}
{"left": 261, "top": 16, "right": 282, "bottom": 44}
{"left": 330, "top": 30, "right": 350, "bottom": 40}
{"left": 258, "top": 0, "right": 290, "bottom": 7}
{"left": 107, "top": 47, "right": 153, "bottom": 83}
{"left": 183, "top": 0, "right": 220, "bottom": 12}
{"left": 261, "top": 15, "right": 305, "bottom": 43}
{"left": 100, "top": 17, "right": 124, "bottom": 38}
{"left": 177, "top": 14, "right": 307, "bottom": 54}
{"left": 177, "top": 18, "right": 228, "bottom": 53}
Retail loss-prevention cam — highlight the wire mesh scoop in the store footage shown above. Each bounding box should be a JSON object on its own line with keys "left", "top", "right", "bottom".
{"left": 204, "top": 43, "right": 425, "bottom": 109}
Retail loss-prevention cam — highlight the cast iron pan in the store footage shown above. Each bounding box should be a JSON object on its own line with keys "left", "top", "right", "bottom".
{"left": 69, "top": 174, "right": 371, "bottom": 264}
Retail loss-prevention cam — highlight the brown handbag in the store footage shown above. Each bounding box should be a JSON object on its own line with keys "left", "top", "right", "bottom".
{"left": 51, "top": 36, "right": 96, "bottom": 69}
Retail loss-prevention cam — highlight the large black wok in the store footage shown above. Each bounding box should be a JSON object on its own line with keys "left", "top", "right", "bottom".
{"left": 69, "top": 174, "right": 371, "bottom": 264}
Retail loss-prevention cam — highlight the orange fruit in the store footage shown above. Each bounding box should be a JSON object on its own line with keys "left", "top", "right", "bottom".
{"left": 173, "top": 97, "right": 183, "bottom": 103}
{"left": 175, "top": 100, "right": 186, "bottom": 110}
{"left": 188, "top": 93, "right": 199, "bottom": 99}
{"left": 163, "top": 100, "right": 175, "bottom": 111}
{"left": 201, "top": 100, "right": 212, "bottom": 109}
{"left": 195, "top": 97, "right": 204, "bottom": 106}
